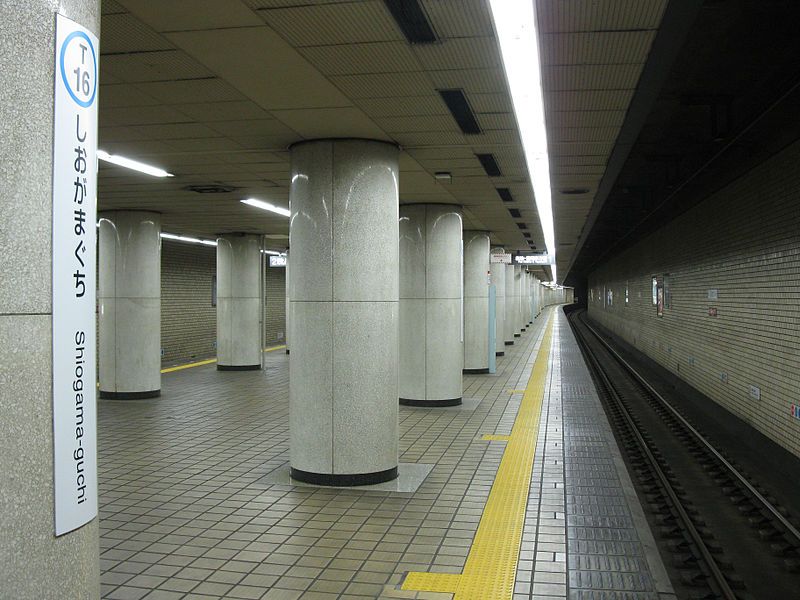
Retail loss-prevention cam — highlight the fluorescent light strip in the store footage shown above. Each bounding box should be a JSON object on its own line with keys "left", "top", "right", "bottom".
{"left": 160, "top": 232, "right": 217, "bottom": 247}
{"left": 488, "top": 0, "right": 556, "bottom": 281}
{"left": 241, "top": 198, "right": 290, "bottom": 217}
{"left": 261, "top": 250, "right": 287, "bottom": 256}
{"left": 97, "top": 150, "right": 173, "bottom": 178}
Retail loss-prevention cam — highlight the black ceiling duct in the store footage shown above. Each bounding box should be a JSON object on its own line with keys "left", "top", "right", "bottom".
{"left": 476, "top": 153, "right": 501, "bottom": 177}
{"left": 384, "top": 0, "right": 438, "bottom": 44}
{"left": 508, "top": 208, "right": 521, "bottom": 218}
{"left": 438, "top": 89, "right": 481, "bottom": 134}
{"left": 496, "top": 188, "right": 514, "bottom": 202}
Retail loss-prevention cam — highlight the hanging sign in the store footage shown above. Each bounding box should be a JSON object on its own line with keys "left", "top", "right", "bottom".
{"left": 490, "top": 252, "right": 512, "bottom": 264}
{"left": 514, "top": 253, "right": 553, "bottom": 265}
{"left": 51, "top": 13, "right": 99, "bottom": 536}
{"left": 269, "top": 255, "right": 287, "bottom": 267}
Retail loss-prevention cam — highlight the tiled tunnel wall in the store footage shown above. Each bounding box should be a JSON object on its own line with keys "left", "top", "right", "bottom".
{"left": 160, "top": 241, "right": 287, "bottom": 366}
{"left": 160, "top": 241, "right": 217, "bottom": 365}
{"left": 587, "top": 139, "right": 800, "bottom": 457}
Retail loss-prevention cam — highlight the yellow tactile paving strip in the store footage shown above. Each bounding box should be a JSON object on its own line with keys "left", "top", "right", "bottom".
{"left": 402, "top": 316, "right": 554, "bottom": 599}
{"left": 160, "top": 345, "right": 287, "bottom": 373}
{"left": 480, "top": 434, "right": 511, "bottom": 442}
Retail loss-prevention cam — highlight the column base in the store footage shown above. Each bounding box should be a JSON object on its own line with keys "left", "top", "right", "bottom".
{"left": 505, "top": 341, "right": 514, "bottom": 346}
{"left": 285, "top": 349, "right": 290, "bottom": 355}
{"left": 521, "top": 328, "right": 526, "bottom": 332}
{"left": 514, "top": 333, "right": 521, "bottom": 338}
{"left": 463, "top": 368, "right": 489, "bottom": 374}
{"left": 496, "top": 351, "right": 505, "bottom": 357}
{"left": 217, "top": 364, "right": 261, "bottom": 371}
{"left": 400, "top": 397, "right": 462, "bottom": 407}
{"left": 290, "top": 466, "right": 398, "bottom": 486}
{"left": 100, "top": 389, "right": 160, "bottom": 400}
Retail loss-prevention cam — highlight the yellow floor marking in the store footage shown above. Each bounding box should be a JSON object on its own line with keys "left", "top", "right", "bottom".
{"left": 160, "top": 345, "right": 287, "bottom": 374}
{"left": 161, "top": 358, "right": 217, "bottom": 373}
{"left": 403, "top": 316, "right": 554, "bottom": 599}
{"left": 481, "top": 434, "right": 511, "bottom": 442}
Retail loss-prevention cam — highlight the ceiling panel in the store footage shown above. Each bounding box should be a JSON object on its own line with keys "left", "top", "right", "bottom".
{"left": 96, "top": 0, "right": 668, "bottom": 272}
{"left": 256, "top": 1, "right": 401, "bottom": 46}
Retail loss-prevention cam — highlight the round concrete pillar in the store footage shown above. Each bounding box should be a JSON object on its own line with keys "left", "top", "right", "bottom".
{"left": 98, "top": 211, "right": 161, "bottom": 399}
{"left": 504, "top": 263, "right": 516, "bottom": 345}
{"left": 463, "top": 231, "right": 490, "bottom": 372}
{"left": 285, "top": 248, "right": 290, "bottom": 354}
{"left": 489, "top": 248, "right": 506, "bottom": 356}
{"left": 514, "top": 265, "right": 525, "bottom": 337}
{"left": 399, "top": 204, "right": 463, "bottom": 406}
{"left": 288, "top": 139, "right": 399, "bottom": 486}
{"left": 216, "top": 233, "right": 263, "bottom": 370}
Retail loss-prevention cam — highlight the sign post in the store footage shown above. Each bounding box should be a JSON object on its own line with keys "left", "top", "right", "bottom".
{"left": 51, "top": 13, "right": 99, "bottom": 536}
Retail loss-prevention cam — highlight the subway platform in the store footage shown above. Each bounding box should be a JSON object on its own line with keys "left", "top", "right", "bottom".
{"left": 97, "top": 307, "right": 674, "bottom": 600}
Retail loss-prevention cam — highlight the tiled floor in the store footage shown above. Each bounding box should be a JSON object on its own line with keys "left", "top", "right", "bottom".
{"left": 97, "top": 307, "right": 671, "bottom": 600}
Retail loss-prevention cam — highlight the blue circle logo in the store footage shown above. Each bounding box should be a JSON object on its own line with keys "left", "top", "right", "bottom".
{"left": 60, "top": 30, "right": 97, "bottom": 108}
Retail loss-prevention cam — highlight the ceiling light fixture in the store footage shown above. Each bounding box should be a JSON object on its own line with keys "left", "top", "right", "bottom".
{"left": 261, "top": 250, "right": 287, "bottom": 256}
{"left": 488, "top": 0, "right": 556, "bottom": 282}
{"left": 160, "top": 232, "right": 217, "bottom": 247}
{"left": 97, "top": 150, "right": 173, "bottom": 178}
{"left": 434, "top": 171, "right": 452, "bottom": 183}
{"left": 241, "top": 198, "right": 290, "bottom": 217}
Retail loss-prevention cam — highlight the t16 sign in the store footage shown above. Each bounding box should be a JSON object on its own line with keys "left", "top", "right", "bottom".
{"left": 51, "top": 14, "right": 99, "bottom": 536}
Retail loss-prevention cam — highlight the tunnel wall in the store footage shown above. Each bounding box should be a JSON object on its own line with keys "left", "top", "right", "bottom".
{"left": 587, "top": 139, "right": 800, "bottom": 457}
{"left": 161, "top": 240, "right": 217, "bottom": 365}
{"left": 160, "top": 241, "right": 287, "bottom": 366}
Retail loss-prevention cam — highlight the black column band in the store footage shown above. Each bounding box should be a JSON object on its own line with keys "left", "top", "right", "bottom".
{"left": 400, "top": 397, "right": 462, "bottom": 407}
{"left": 290, "top": 466, "right": 398, "bottom": 486}
{"left": 217, "top": 364, "right": 261, "bottom": 371}
{"left": 100, "top": 389, "right": 160, "bottom": 400}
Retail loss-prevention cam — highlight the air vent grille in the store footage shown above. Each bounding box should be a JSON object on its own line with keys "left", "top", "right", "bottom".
{"left": 384, "top": 0, "right": 438, "bottom": 44}
{"left": 476, "top": 153, "right": 501, "bottom": 177}
{"left": 438, "top": 89, "right": 481, "bottom": 135}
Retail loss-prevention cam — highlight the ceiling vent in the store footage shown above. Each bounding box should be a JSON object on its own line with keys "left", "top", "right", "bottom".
{"left": 516, "top": 222, "right": 528, "bottom": 230}
{"left": 496, "top": 188, "right": 514, "bottom": 202}
{"left": 384, "top": 0, "right": 438, "bottom": 44}
{"left": 508, "top": 208, "right": 521, "bottom": 218}
{"left": 184, "top": 184, "right": 237, "bottom": 194}
{"left": 438, "top": 89, "right": 481, "bottom": 134}
{"left": 476, "top": 153, "right": 502, "bottom": 177}
{"left": 523, "top": 232, "right": 532, "bottom": 238}
{"left": 560, "top": 187, "right": 590, "bottom": 195}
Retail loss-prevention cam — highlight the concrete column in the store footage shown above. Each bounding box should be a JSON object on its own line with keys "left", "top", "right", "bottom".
{"left": 504, "top": 264, "right": 516, "bottom": 345}
{"left": 0, "top": 1, "right": 100, "bottom": 596}
{"left": 514, "top": 264, "right": 523, "bottom": 336}
{"left": 288, "top": 139, "right": 399, "bottom": 485}
{"left": 399, "top": 204, "right": 463, "bottom": 406}
{"left": 99, "top": 211, "right": 161, "bottom": 399}
{"left": 527, "top": 272, "right": 534, "bottom": 324}
{"left": 216, "top": 233, "right": 262, "bottom": 370}
{"left": 463, "top": 231, "right": 490, "bottom": 373}
{"left": 524, "top": 271, "right": 530, "bottom": 323}
{"left": 490, "top": 248, "right": 506, "bottom": 356}
{"left": 285, "top": 249, "right": 290, "bottom": 354}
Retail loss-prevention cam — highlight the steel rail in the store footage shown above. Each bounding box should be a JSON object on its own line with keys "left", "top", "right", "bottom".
{"left": 572, "top": 314, "right": 738, "bottom": 599}
{"left": 580, "top": 315, "right": 800, "bottom": 545}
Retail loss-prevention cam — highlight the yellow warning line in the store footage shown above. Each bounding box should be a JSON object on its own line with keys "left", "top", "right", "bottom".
{"left": 160, "top": 345, "right": 287, "bottom": 374}
{"left": 481, "top": 434, "right": 511, "bottom": 442}
{"left": 402, "top": 316, "right": 554, "bottom": 599}
{"left": 160, "top": 359, "right": 217, "bottom": 374}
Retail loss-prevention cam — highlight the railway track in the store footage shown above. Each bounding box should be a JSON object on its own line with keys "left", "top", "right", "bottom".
{"left": 567, "top": 307, "right": 800, "bottom": 599}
